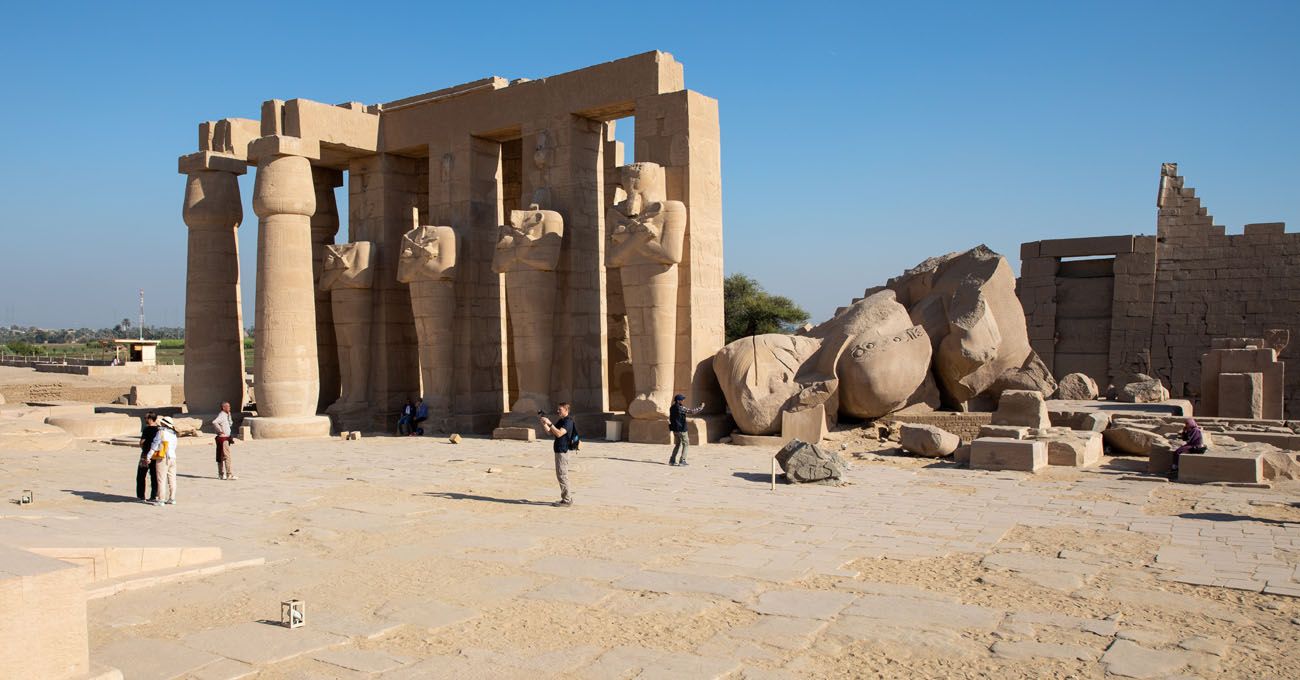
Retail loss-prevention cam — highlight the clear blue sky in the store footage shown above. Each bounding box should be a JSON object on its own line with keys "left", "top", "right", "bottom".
{"left": 1, "top": 1, "right": 1296, "bottom": 329}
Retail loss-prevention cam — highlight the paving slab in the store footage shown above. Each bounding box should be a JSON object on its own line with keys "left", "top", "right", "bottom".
{"left": 185, "top": 658, "right": 257, "bottom": 680}
{"left": 313, "top": 648, "right": 411, "bottom": 673}
{"left": 991, "top": 639, "right": 1099, "bottom": 661}
{"left": 1101, "top": 639, "right": 1194, "bottom": 679}
{"left": 523, "top": 579, "right": 614, "bottom": 605}
{"left": 93, "top": 637, "right": 224, "bottom": 680}
{"left": 614, "top": 569, "right": 760, "bottom": 601}
{"left": 749, "top": 589, "right": 858, "bottom": 619}
{"left": 182, "top": 621, "right": 348, "bottom": 665}
{"left": 377, "top": 599, "right": 479, "bottom": 630}
{"left": 726, "top": 615, "right": 828, "bottom": 651}
{"left": 841, "top": 594, "right": 1003, "bottom": 631}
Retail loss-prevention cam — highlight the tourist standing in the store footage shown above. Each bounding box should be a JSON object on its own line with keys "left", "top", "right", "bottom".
{"left": 397, "top": 398, "right": 415, "bottom": 436}
{"left": 150, "top": 416, "right": 180, "bottom": 506}
{"left": 412, "top": 397, "right": 428, "bottom": 436}
{"left": 212, "top": 401, "right": 237, "bottom": 480}
{"left": 667, "top": 394, "right": 704, "bottom": 466}
{"left": 135, "top": 412, "right": 160, "bottom": 503}
{"left": 539, "top": 402, "right": 575, "bottom": 507}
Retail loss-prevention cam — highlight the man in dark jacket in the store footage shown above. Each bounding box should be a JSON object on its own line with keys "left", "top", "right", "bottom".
{"left": 136, "top": 412, "right": 160, "bottom": 502}
{"left": 540, "top": 402, "right": 575, "bottom": 506}
{"left": 668, "top": 394, "right": 704, "bottom": 466}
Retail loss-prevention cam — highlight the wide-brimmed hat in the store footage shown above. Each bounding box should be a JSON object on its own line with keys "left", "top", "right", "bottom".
{"left": 158, "top": 416, "right": 176, "bottom": 430}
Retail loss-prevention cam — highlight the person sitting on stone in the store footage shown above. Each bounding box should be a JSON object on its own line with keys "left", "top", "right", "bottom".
{"left": 412, "top": 398, "right": 429, "bottom": 436}
{"left": 397, "top": 398, "right": 415, "bottom": 436}
{"left": 1171, "top": 417, "right": 1207, "bottom": 474}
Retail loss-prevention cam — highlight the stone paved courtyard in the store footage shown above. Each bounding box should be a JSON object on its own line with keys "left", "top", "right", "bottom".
{"left": 5, "top": 433, "right": 1300, "bottom": 678}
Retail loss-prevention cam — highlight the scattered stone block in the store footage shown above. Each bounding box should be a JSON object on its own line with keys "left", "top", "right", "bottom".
{"left": 1218, "top": 372, "right": 1263, "bottom": 419}
{"left": 1178, "top": 451, "right": 1263, "bottom": 484}
{"left": 781, "top": 404, "right": 829, "bottom": 444}
{"left": 492, "top": 427, "right": 536, "bottom": 442}
{"left": 1039, "top": 430, "right": 1103, "bottom": 467}
{"left": 1103, "top": 427, "right": 1169, "bottom": 456}
{"left": 953, "top": 445, "right": 971, "bottom": 465}
{"left": 970, "top": 437, "right": 1046, "bottom": 472}
{"left": 978, "top": 425, "right": 1028, "bottom": 439}
{"left": 992, "top": 390, "right": 1049, "bottom": 429}
{"left": 44, "top": 414, "right": 137, "bottom": 438}
{"left": 128, "top": 384, "right": 172, "bottom": 406}
{"left": 0, "top": 421, "right": 74, "bottom": 451}
{"left": 1049, "top": 408, "right": 1109, "bottom": 432}
{"left": 774, "top": 439, "right": 848, "bottom": 484}
{"left": 899, "top": 423, "right": 960, "bottom": 457}
{"left": 1055, "top": 372, "right": 1099, "bottom": 400}
{"left": 1118, "top": 374, "right": 1170, "bottom": 403}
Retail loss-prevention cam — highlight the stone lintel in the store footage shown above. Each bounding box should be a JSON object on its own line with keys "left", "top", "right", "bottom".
{"left": 178, "top": 151, "right": 247, "bottom": 176}
{"left": 1039, "top": 235, "right": 1135, "bottom": 258}
{"left": 247, "top": 135, "right": 321, "bottom": 164}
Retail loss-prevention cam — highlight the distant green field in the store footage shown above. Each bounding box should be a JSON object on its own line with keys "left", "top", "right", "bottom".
{"left": 1, "top": 339, "right": 256, "bottom": 368}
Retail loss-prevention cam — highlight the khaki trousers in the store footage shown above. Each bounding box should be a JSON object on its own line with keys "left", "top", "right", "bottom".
{"left": 159, "top": 458, "right": 177, "bottom": 503}
{"left": 554, "top": 451, "right": 571, "bottom": 502}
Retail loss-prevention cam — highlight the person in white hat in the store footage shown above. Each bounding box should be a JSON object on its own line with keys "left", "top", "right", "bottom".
{"left": 148, "top": 416, "right": 180, "bottom": 506}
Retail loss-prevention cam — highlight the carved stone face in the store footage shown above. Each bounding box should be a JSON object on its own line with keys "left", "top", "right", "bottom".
{"left": 618, "top": 162, "right": 667, "bottom": 215}
{"left": 398, "top": 226, "right": 456, "bottom": 283}
{"left": 319, "top": 241, "right": 374, "bottom": 290}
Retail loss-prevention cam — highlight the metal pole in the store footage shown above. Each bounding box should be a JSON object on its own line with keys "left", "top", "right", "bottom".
{"left": 138, "top": 289, "right": 145, "bottom": 341}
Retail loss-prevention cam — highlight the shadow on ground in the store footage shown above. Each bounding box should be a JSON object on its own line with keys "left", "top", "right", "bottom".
{"left": 1179, "top": 512, "right": 1297, "bottom": 525}
{"left": 424, "top": 492, "right": 553, "bottom": 506}
{"left": 62, "top": 490, "right": 140, "bottom": 503}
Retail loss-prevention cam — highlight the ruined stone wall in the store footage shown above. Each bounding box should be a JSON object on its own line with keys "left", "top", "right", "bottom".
{"left": 1150, "top": 168, "right": 1300, "bottom": 416}
{"left": 1019, "top": 165, "right": 1298, "bottom": 418}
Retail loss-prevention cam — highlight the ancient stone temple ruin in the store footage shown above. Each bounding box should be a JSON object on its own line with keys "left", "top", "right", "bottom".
{"left": 178, "top": 52, "right": 724, "bottom": 439}
{"left": 1019, "top": 164, "right": 1297, "bottom": 418}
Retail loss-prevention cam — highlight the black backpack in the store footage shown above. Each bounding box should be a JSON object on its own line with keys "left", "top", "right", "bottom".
{"left": 569, "top": 421, "right": 581, "bottom": 451}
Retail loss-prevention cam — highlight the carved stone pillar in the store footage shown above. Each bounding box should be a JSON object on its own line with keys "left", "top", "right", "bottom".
{"left": 606, "top": 162, "right": 686, "bottom": 422}
{"left": 492, "top": 205, "right": 564, "bottom": 429}
{"left": 179, "top": 152, "right": 247, "bottom": 415}
{"left": 311, "top": 167, "right": 344, "bottom": 412}
{"left": 246, "top": 135, "right": 331, "bottom": 438}
{"left": 398, "top": 217, "right": 458, "bottom": 431}
{"left": 320, "top": 242, "right": 375, "bottom": 430}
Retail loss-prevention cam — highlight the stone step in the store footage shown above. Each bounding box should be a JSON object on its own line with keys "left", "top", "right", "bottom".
{"left": 87, "top": 556, "right": 264, "bottom": 600}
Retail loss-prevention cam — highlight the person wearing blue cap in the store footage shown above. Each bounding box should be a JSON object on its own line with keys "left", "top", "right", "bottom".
{"left": 668, "top": 394, "right": 704, "bottom": 466}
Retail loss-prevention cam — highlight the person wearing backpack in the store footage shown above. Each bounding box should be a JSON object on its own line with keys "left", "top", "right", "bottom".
{"left": 539, "top": 402, "right": 576, "bottom": 507}
{"left": 149, "top": 416, "right": 180, "bottom": 506}
{"left": 668, "top": 394, "right": 705, "bottom": 466}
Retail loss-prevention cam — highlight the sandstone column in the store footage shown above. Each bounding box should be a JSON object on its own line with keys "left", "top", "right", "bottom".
{"left": 319, "top": 242, "right": 375, "bottom": 430}
{"left": 311, "top": 167, "right": 344, "bottom": 413}
{"left": 398, "top": 213, "right": 458, "bottom": 431}
{"left": 492, "top": 205, "right": 564, "bottom": 428}
{"left": 607, "top": 162, "right": 686, "bottom": 422}
{"left": 247, "top": 135, "right": 331, "bottom": 438}
{"left": 179, "top": 152, "right": 247, "bottom": 415}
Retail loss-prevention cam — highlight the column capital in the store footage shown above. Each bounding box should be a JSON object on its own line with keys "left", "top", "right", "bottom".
{"left": 178, "top": 151, "right": 247, "bottom": 176}
{"left": 248, "top": 135, "right": 321, "bottom": 164}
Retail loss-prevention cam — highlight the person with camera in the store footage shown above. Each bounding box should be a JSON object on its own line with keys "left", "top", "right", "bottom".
{"left": 668, "top": 394, "right": 705, "bottom": 466}
{"left": 539, "top": 402, "right": 576, "bottom": 507}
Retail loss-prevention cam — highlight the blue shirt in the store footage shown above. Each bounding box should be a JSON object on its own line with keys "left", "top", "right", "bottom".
{"left": 415, "top": 403, "right": 428, "bottom": 419}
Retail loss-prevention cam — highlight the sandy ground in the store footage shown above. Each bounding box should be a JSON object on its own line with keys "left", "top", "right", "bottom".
{"left": 4, "top": 427, "right": 1300, "bottom": 678}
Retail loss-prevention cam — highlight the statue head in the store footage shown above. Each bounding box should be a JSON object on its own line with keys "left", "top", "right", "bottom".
{"left": 319, "top": 241, "right": 374, "bottom": 291}
{"left": 618, "top": 162, "right": 667, "bottom": 214}
{"left": 398, "top": 225, "right": 457, "bottom": 283}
